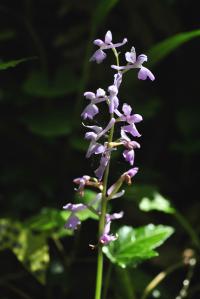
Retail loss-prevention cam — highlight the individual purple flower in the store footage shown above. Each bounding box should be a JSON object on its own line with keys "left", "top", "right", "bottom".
{"left": 113, "top": 72, "right": 123, "bottom": 89}
{"left": 116, "top": 103, "right": 143, "bottom": 138}
{"left": 81, "top": 88, "right": 106, "bottom": 120}
{"left": 100, "top": 211, "right": 123, "bottom": 245}
{"left": 81, "top": 103, "right": 99, "bottom": 120}
{"left": 106, "top": 211, "right": 124, "bottom": 222}
{"left": 73, "top": 175, "right": 91, "bottom": 195}
{"left": 111, "top": 46, "right": 155, "bottom": 81}
{"left": 90, "top": 30, "right": 127, "bottom": 64}
{"left": 120, "top": 130, "right": 140, "bottom": 165}
{"left": 99, "top": 221, "right": 117, "bottom": 244}
{"left": 84, "top": 118, "right": 115, "bottom": 158}
{"left": 122, "top": 167, "right": 139, "bottom": 185}
{"left": 95, "top": 149, "right": 114, "bottom": 180}
{"left": 63, "top": 203, "right": 86, "bottom": 230}
{"left": 64, "top": 214, "right": 81, "bottom": 230}
{"left": 108, "top": 85, "right": 119, "bottom": 114}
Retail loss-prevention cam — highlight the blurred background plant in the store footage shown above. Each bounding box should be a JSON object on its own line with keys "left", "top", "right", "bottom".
{"left": 0, "top": 0, "right": 199, "bottom": 298}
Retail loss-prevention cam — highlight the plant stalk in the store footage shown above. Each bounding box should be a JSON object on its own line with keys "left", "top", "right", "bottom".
{"left": 94, "top": 120, "right": 115, "bottom": 299}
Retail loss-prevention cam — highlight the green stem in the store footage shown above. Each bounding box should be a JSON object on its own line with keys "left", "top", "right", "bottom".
{"left": 94, "top": 120, "right": 115, "bottom": 299}
{"left": 94, "top": 46, "right": 119, "bottom": 299}
{"left": 102, "top": 263, "right": 112, "bottom": 299}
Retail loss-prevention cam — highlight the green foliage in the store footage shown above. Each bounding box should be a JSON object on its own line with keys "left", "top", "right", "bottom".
{"left": 23, "top": 67, "right": 79, "bottom": 98}
{"left": 139, "top": 192, "right": 175, "bottom": 214}
{"left": 20, "top": 106, "right": 73, "bottom": 137}
{"left": 0, "top": 218, "right": 49, "bottom": 284}
{"left": 103, "top": 225, "right": 174, "bottom": 268}
{"left": 0, "top": 57, "right": 36, "bottom": 70}
{"left": 148, "top": 29, "right": 200, "bottom": 67}
{"left": 0, "top": 206, "right": 98, "bottom": 284}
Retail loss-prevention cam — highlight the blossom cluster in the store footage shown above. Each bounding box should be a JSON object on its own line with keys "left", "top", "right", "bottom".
{"left": 63, "top": 31, "right": 155, "bottom": 245}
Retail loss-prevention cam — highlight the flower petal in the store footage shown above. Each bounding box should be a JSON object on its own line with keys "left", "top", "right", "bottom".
{"left": 64, "top": 214, "right": 81, "bottom": 230}
{"left": 84, "top": 91, "right": 96, "bottom": 100}
{"left": 90, "top": 49, "right": 107, "bottom": 64}
{"left": 138, "top": 66, "right": 155, "bottom": 81}
{"left": 125, "top": 49, "right": 136, "bottom": 64}
{"left": 105, "top": 30, "right": 112, "bottom": 44}
{"left": 96, "top": 88, "right": 106, "bottom": 97}
{"left": 81, "top": 104, "right": 99, "bottom": 120}
{"left": 93, "top": 39, "right": 104, "bottom": 46}
{"left": 122, "top": 103, "right": 132, "bottom": 116}
{"left": 123, "top": 149, "right": 135, "bottom": 165}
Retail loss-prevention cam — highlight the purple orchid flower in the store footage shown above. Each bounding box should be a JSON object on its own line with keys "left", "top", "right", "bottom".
{"left": 116, "top": 103, "right": 143, "bottom": 138}
{"left": 63, "top": 203, "right": 86, "bottom": 230}
{"left": 90, "top": 31, "right": 127, "bottom": 64}
{"left": 99, "top": 211, "right": 124, "bottom": 245}
{"left": 94, "top": 148, "right": 114, "bottom": 180}
{"left": 81, "top": 88, "right": 106, "bottom": 120}
{"left": 122, "top": 167, "right": 139, "bottom": 185}
{"left": 108, "top": 85, "right": 119, "bottom": 114}
{"left": 73, "top": 175, "right": 91, "bottom": 195}
{"left": 111, "top": 46, "right": 155, "bottom": 81}
{"left": 84, "top": 118, "right": 115, "bottom": 158}
{"left": 120, "top": 130, "right": 140, "bottom": 165}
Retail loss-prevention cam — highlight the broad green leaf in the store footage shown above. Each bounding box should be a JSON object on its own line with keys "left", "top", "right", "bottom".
{"left": 20, "top": 106, "right": 72, "bottom": 137}
{"left": 148, "top": 29, "right": 200, "bottom": 67}
{"left": 0, "top": 57, "right": 36, "bottom": 70}
{"left": 139, "top": 192, "right": 175, "bottom": 214}
{"left": 0, "top": 218, "right": 49, "bottom": 284}
{"left": 23, "top": 67, "right": 79, "bottom": 98}
{"left": 103, "top": 225, "right": 174, "bottom": 268}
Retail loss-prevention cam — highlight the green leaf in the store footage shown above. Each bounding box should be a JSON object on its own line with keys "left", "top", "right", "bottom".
{"left": 148, "top": 29, "right": 200, "bottom": 67}
{"left": 25, "top": 208, "right": 70, "bottom": 232}
{"left": 103, "top": 225, "right": 174, "bottom": 268}
{"left": 23, "top": 67, "right": 79, "bottom": 98}
{"left": 0, "top": 57, "right": 36, "bottom": 70}
{"left": 0, "top": 218, "right": 49, "bottom": 284}
{"left": 20, "top": 106, "right": 72, "bottom": 137}
{"left": 139, "top": 192, "right": 175, "bottom": 214}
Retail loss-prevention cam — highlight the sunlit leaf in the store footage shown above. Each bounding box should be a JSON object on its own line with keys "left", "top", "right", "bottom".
{"left": 0, "top": 218, "right": 49, "bottom": 284}
{"left": 148, "top": 29, "right": 200, "bottom": 67}
{"left": 103, "top": 225, "right": 174, "bottom": 268}
{"left": 0, "top": 57, "right": 36, "bottom": 70}
{"left": 139, "top": 192, "right": 175, "bottom": 214}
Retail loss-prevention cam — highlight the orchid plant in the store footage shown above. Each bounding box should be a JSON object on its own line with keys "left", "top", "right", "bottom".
{"left": 63, "top": 31, "right": 173, "bottom": 299}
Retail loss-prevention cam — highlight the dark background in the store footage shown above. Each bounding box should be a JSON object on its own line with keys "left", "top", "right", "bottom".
{"left": 0, "top": 0, "right": 199, "bottom": 298}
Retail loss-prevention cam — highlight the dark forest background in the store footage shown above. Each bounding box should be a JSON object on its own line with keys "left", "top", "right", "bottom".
{"left": 0, "top": 0, "right": 200, "bottom": 298}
